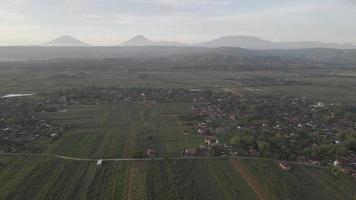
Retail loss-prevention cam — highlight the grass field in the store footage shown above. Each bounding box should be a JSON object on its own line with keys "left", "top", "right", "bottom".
{"left": 2, "top": 68, "right": 356, "bottom": 103}
{"left": 39, "top": 102, "right": 202, "bottom": 158}
{"left": 240, "top": 159, "right": 356, "bottom": 200}
{"left": 1, "top": 156, "right": 355, "bottom": 199}
{"left": 1, "top": 67, "right": 356, "bottom": 199}
{"left": 1, "top": 101, "right": 355, "bottom": 199}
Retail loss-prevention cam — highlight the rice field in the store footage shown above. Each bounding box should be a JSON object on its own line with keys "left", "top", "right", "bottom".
{"left": 0, "top": 102, "right": 355, "bottom": 199}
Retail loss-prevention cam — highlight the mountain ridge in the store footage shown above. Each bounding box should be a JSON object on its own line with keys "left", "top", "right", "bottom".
{"left": 121, "top": 35, "right": 356, "bottom": 49}
{"left": 122, "top": 35, "right": 184, "bottom": 46}
{"left": 46, "top": 35, "right": 89, "bottom": 46}
{"left": 42, "top": 35, "right": 356, "bottom": 49}
{"left": 197, "top": 35, "right": 356, "bottom": 49}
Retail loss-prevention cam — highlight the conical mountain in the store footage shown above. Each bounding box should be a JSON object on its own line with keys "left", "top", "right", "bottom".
{"left": 122, "top": 35, "right": 154, "bottom": 46}
{"left": 46, "top": 35, "right": 88, "bottom": 46}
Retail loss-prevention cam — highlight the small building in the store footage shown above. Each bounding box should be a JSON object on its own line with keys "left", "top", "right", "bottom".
{"left": 279, "top": 161, "right": 291, "bottom": 170}
{"left": 316, "top": 102, "right": 325, "bottom": 108}
{"left": 340, "top": 167, "right": 352, "bottom": 175}
{"left": 296, "top": 155, "right": 307, "bottom": 162}
{"left": 352, "top": 172, "right": 356, "bottom": 178}
{"left": 229, "top": 114, "right": 236, "bottom": 120}
{"left": 182, "top": 148, "right": 200, "bottom": 157}
{"left": 58, "top": 109, "right": 67, "bottom": 113}
{"left": 96, "top": 159, "right": 103, "bottom": 167}
{"left": 334, "top": 158, "right": 350, "bottom": 167}
{"left": 204, "top": 136, "right": 219, "bottom": 145}
{"left": 333, "top": 160, "right": 340, "bottom": 167}
{"left": 249, "top": 148, "right": 257, "bottom": 156}
{"left": 147, "top": 149, "right": 156, "bottom": 159}
{"left": 50, "top": 133, "right": 58, "bottom": 138}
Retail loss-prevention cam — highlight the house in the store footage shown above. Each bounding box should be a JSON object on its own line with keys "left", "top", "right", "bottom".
{"left": 333, "top": 159, "right": 340, "bottom": 167}
{"left": 352, "top": 172, "right": 356, "bottom": 178}
{"left": 249, "top": 148, "right": 257, "bottom": 156}
{"left": 309, "top": 156, "right": 321, "bottom": 165}
{"left": 197, "top": 126, "right": 210, "bottom": 135}
{"left": 50, "top": 133, "right": 58, "bottom": 138}
{"left": 58, "top": 108, "right": 67, "bottom": 113}
{"left": 182, "top": 148, "right": 200, "bottom": 157}
{"left": 334, "top": 158, "right": 350, "bottom": 167}
{"left": 147, "top": 149, "right": 156, "bottom": 159}
{"left": 296, "top": 155, "right": 306, "bottom": 162}
{"left": 229, "top": 114, "right": 236, "bottom": 120}
{"left": 204, "top": 136, "right": 219, "bottom": 145}
{"left": 316, "top": 102, "right": 325, "bottom": 108}
{"left": 340, "top": 167, "right": 352, "bottom": 175}
{"left": 279, "top": 161, "right": 291, "bottom": 170}
{"left": 96, "top": 159, "right": 103, "bottom": 167}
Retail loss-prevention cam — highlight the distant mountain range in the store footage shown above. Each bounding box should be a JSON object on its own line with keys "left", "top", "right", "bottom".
{"left": 197, "top": 36, "right": 356, "bottom": 49}
{"left": 122, "top": 35, "right": 183, "bottom": 47}
{"left": 121, "top": 35, "right": 356, "bottom": 49}
{"left": 2, "top": 46, "right": 356, "bottom": 66}
{"left": 46, "top": 35, "right": 88, "bottom": 46}
{"left": 44, "top": 35, "right": 356, "bottom": 49}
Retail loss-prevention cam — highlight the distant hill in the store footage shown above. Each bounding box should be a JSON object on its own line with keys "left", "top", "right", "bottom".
{"left": 1, "top": 46, "right": 356, "bottom": 66}
{"left": 122, "top": 35, "right": 183, "bottom": 46}
{"left": 122, "top": 35, "right": 154, "bottom": 46}
{"left": 198, "top": 36, "right": 356, "bottom": 49}
{"left": 46, "top": 35, "right": 88, "bottom": 46}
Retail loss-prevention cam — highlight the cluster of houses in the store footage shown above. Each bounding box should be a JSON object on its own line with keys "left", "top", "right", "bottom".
{"left": 227, "top": 77, "right": 298, "bottom": 87}
{"left": 181, "top": 122, "right": 234, "bottom": 157}
{"left": 333, "top": 154, "right": 356, "bottom": 177}
{"left": 188, "top": 93, "right": 356, "bottom": 176}
{"left": 45, "top": 87, "right": 356, "bottom": 176}
{"left": 192, "top": 95, "right": 356, "bottom": 135}
{"left": 47, "top": 87, "right": 223, "bottom": 105}
{"left": 0, "top": 99, "right": 62, "bottom": 153}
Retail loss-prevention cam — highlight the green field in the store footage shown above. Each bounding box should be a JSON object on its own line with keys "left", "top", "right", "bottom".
{"left": 1, "top": 67, "right": 356, "bottom": 199}
{"left": 1, "top": 101, "right": 355, "bottom": 199}
{"left": 41, "top": 102, "right": 203, "bottom": 158}
{"left": 2, "top": 68, "right": 356, "bottom": 103}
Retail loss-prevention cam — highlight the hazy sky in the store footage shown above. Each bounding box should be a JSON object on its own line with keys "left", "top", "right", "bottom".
{"left": 1, "top": 0, "right": 356, "bottom": 45}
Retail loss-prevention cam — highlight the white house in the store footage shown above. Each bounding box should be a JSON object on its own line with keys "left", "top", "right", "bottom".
{"left": 96, "top": 159, "right": 103, "bottom": 167}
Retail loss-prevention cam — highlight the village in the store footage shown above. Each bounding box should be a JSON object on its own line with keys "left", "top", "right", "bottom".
{"left": 1, "top": 87, "right": 356, "bottom": 177}
{"left": 0, "top": 98, "right": 63, "bottom": 153}
{"left": 183, "top": 93, "right": 356, "bottom": 177}
{"left": 47, "top": 87, "right": 356, "bottom": 176}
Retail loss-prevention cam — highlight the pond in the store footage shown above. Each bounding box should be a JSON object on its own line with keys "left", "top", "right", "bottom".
{"left": 1, "top": 94, "right": 34, "bottom": 98}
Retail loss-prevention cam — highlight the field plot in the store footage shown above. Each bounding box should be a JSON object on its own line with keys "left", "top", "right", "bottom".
{"left": 239, "top": 159, "right": 356, "bottom": 200}
{"left": 0, "top": 156, "right": 49, "bottom": 199}
{"left": 0, "top": 157, "right": 129, "bottom": 200}
{"left": 2, "top": 156, "right": 355, "bottom": 200}
{"left": 40, "top": 102, "right": 202, "bottom": 158}
{"left": 0, "top": 101, "right": 355, "bottom": 199}
{"left": 41, "top": 105, "right": 100, "bottom": 127}
{"left": 43, "top": 103, "right": 143, "bottom": 158}
{"left": 128, "top": 159, "right": 229, "bottom": 200}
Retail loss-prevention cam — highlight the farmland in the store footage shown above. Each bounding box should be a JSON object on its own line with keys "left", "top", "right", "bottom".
{"left": 1, "top": 156, "right": 355, "bottom": 199}
{"left": 40, "top": 102, "right": 204, "bottom": 158}
{"left": 0, "top": 99, "right": 355, "bottom": 199}
{"left": 1, "top": 64, "right": 356, "bottom": 199}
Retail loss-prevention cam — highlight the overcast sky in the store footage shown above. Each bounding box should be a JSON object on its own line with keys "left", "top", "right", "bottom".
{"left": 1, "top": 0, "right": 356, "bottom": 45}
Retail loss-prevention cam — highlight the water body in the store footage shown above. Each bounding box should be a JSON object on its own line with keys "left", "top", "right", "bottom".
{"left": 2, "top": 94, "right": 34, "bottom": 98}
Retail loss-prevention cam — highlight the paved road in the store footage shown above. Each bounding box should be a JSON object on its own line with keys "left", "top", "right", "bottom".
{"left": 0, "top": 152, "right": 324, "bottom": 168}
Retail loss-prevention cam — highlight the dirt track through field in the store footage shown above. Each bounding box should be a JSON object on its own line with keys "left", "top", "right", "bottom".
{"left": 231, "top": 159, "right": 269, "bottom": 200}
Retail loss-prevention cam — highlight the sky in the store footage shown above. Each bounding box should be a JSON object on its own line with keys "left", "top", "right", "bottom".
{"left": 1, "top": 0, "right": 356, "bottom": 45}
